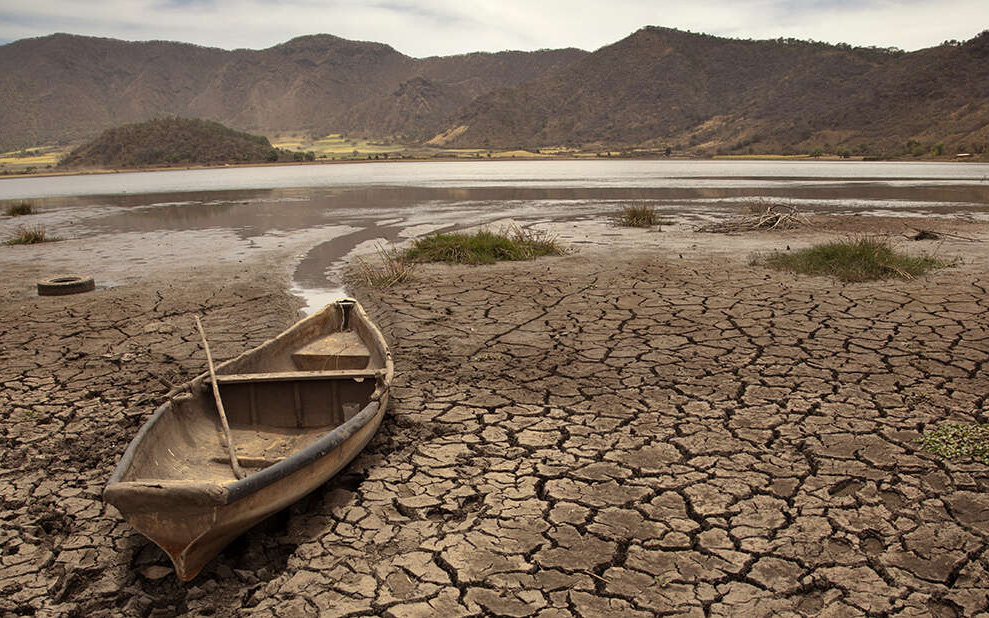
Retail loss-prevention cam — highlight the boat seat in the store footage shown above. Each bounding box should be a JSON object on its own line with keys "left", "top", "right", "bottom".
{"left": 213, "top": 369, "right": 379, "bottom": 384}
{"left": 291, "top": 331, "right": 370, "bottom": 371}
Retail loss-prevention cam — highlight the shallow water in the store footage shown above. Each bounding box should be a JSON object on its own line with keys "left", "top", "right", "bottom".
{"left": 2, "top": 159, "right": 989, "bottom": 200}
{"left": 3, "top": 160, "right": 989, "bottom": 311}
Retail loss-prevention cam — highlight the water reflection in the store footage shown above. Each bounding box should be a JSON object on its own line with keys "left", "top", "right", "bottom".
{"left": 47, "top": 183, "right": 989, "bottom": 239}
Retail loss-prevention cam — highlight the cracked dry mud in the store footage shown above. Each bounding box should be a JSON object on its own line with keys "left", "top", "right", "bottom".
{"left": 4, "top": 223, "right": 989, "bottom": 617}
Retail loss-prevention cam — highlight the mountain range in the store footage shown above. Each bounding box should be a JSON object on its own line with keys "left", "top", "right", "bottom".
{"left": 438, "top": 27, "right": 989, "bottom": 156}
{"left": 2, "top": 27, "right": 988, "bottom": 156}
{"left": 0, "top": 33, "right": 585, "bottom": 151}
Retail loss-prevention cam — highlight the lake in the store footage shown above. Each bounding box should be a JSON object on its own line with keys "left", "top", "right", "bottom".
{"left": 3, "top": 159, "right": 989, "bottom": 310}
{"left": 2, "top": 159, "right": 989, "bottom": 199}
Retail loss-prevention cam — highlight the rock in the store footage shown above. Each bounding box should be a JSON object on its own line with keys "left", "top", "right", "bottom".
{"left": 140, "top": 566, "right": 173, "bottom": 580}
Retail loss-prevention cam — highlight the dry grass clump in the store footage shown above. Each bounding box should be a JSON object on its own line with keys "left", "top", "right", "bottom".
{"left": 355, "top": 244, "right": 417, "bottom": 288}
{"left": 5, "top": 201, "right": 34, "bottom": 216}
{"left": 755, "top": 236, "right": 953, "bottom": 282}
{"left": 697, "top": 203, "right": 809, "bottom": 233}
{"left": 405, "top": 226, "right": 567, "bottom": 265}
{"left": 916, "top": 423, "right": 989, "bottom": 463}
{"left": 6, "top": 225, "right": 57, "bottom": 245}
{"left": 612, "top": 204, "right": 674, "bottom": 228}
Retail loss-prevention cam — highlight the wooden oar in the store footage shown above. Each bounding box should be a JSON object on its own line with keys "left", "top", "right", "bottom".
{"left": 195, "top": 316, "right": 245, "bottom": 480}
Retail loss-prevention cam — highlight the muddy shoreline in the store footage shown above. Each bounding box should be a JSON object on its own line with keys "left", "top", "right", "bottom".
{"left": 3, "top": 217, "right": 989, "bottom": 616}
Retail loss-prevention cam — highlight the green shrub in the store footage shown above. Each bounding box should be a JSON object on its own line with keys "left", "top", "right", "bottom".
{"left": 5, "top": 202, "right": 34, "bottom": 216}
{"left": 916, "top": 423, "right": 989, "bottom": 463}
{"left": 405, "top": 226, "right": 567, "bottom": 265}
{"left": 906, "top": 139, "right": 925, "bottom": 157}
{"left": 756, "top": 236, "right": 953, "bottom": 282}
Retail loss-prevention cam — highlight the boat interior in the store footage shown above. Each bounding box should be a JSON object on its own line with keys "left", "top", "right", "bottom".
{"left": 119, "top": 302, "right": 387, "bottom": 484}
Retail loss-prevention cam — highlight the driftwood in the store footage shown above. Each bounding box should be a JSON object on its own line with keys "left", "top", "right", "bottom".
{"left": 906, "top": 227, "right": 980, "bottom": 242}
{"left": 696, "top": 204, "right": 810, "bottom": 233}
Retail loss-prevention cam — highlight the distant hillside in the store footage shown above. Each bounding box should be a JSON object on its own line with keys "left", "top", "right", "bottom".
{"left": 434, "top": 27, "right": 989, "bottom": 156}
{"left": 0, "top": 33, "right": 587, "bottom": 150}
{"left": 4, "top": 29, "right": 988, "bottom": 157}
{"left": 58, "top": 117, "right": 275, "bottom": 168}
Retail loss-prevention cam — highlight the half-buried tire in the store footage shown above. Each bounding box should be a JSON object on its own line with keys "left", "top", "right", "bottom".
{"left": 37, "top": 275, "right": 95, "bottom": 296}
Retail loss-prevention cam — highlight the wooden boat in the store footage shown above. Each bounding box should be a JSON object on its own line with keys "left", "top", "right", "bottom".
{"left": 104, "top": 299, "right": 393, "bottom": 581}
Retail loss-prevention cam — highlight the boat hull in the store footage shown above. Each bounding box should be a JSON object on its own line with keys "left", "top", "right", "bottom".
{"left": 104, "top": 300, "right": 392, "bottom": 581}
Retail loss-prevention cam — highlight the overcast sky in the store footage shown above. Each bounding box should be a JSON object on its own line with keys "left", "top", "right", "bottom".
{"left": 0, "top": 0, "right": 985, "bottom": 56}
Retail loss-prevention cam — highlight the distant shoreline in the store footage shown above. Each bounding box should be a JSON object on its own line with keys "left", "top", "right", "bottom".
{"left": 2, "top": 153, "right": 984, "bottom": 183}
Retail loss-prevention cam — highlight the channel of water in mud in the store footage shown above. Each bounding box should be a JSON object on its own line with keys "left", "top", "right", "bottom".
{"left": 2, "top": 160, "right": 989, "bottom": 312}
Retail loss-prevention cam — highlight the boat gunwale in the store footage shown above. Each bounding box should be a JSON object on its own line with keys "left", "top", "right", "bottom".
{"left": 225, "top": 399, "right": 380, "bottom": 502}
{"left": 104, "top": 299, "right": 394, "bottom": 506}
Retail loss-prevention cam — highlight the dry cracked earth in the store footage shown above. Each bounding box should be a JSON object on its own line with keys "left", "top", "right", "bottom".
{"left": 4, "top": 227, "right": 989, "bottom": 616}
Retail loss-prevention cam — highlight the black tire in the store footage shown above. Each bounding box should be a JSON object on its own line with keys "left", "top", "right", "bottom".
{"left": 37, "top": 275, "right": 95, "bottom": 296}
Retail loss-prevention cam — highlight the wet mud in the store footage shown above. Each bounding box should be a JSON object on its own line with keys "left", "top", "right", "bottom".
{"left": 3, "top": 217, "right": 989, "bottom": 616}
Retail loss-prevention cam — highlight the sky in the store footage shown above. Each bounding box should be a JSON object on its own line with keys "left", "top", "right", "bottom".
{"left": 0, "top": 0, "right": 985, "bottom": 57}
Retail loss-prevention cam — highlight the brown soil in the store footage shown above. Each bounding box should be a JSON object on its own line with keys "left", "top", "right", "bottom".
{"left": 2, "top": 216, "right": 989, "bottom": 616}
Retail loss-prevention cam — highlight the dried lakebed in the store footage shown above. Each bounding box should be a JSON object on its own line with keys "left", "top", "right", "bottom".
{"left": 2, "top": 220, "right": 989, "bottom": 616}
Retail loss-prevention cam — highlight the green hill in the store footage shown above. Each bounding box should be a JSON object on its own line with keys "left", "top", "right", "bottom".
{"left": 58, "top": 117, "right": 276, "bottom": 169}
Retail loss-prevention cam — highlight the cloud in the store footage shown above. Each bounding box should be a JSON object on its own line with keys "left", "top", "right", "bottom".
{"left": 732, "top": 0, "right": 988, "bottom": 50}
{"left": 0, "top": 0, "right": 984, "bottom": 56}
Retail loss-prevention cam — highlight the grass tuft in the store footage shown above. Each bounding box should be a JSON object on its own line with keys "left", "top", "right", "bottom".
{"left": 355, "top": 244, "right": 417, "bottom": 288}
{"left": 756, "top": 236, "right": 953, "bottom": 282}
{"left": 612, "top": 204, "right": 673, "bottom": 228}
{"left": 916, "top": 423, "right": 989, "bottom": 463}
{"left": 5, "top": 201, "right": 34, "bottom": 216}
{"left": 405, "top": 226, "right": 567, "bottom": 265}
{"left": 5, "top": 225, "right": 58, "bottom": 245}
